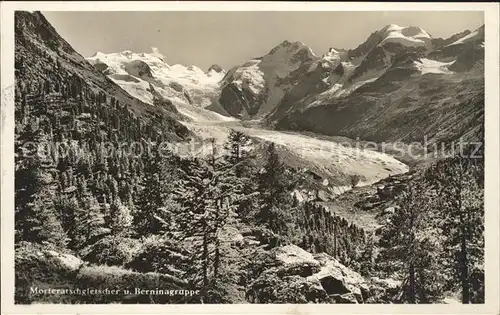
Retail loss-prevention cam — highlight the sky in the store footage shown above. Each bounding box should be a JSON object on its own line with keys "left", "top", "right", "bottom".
{"left": 43, "top": 11, "right": 484, "bottom": 71}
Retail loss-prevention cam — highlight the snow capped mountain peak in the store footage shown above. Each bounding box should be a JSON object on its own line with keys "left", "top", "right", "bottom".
{"left": 328, "top": 47, "right": 339, "bottom": 54}
{"left": 186, "top": 65, "right": 205, "bottom": 74}
{"left": 207, "top": 64, "right": 224, "bottom": 74}
{"left": 446, "top": 25, "right": 485, "bottom": 47}
{"left": 86, "top": 47, "right": 227, "bottom": 112}
{"left": 276, "top": 40, "right": 295, "bottom": 48}
{"left": 382, "top": 24, "right": 401, "bottom": 31}
{"left": 377, "top": 24, "right": 432, "bottom": 47}
{"left": 267, "top": 40, "right": 316, "bottom": 58}
{"left": 207, "top": 64, "right": 226, "bottom": 78}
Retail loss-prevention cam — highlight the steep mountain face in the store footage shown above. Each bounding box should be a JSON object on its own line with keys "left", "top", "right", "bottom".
{"left": 87, "top": 50, "right": 232, "bottom": 122}
{"left": 276, "top": 69, "right": 484, "bottom": 144}
{"left": 428, "top": 25, "right": 485, "bottom": 68}
{"left": 15, "top": 11, "right": 190, "bottom": 140}
{"left": 266, "top": 24, "right": 462, "bottom": 123}
{"left": 346, "top": 25, "right": 431, "bottom": 80}
{"left": 269, "top": 24, "right": 484, "bottom": 145}
{"left": 216, "top": 40, "right": 320, "bottom": 119}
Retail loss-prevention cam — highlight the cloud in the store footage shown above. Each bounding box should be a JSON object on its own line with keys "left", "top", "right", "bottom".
{"left": 151, "top": 47, "right": 166, "bottom": 62}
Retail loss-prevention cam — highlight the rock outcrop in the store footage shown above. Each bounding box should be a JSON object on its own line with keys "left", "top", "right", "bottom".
{"left": 123, "top": 59, "right": 154, "bottom": 79}
{"left": 208, "top": 64, "right": 224, "bottom": 74}
{"left": 246, "top": 245, "right": 383, "bottom": 303}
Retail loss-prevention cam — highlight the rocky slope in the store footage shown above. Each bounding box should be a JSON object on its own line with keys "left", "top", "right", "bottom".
{"left": 275, "top": 68, "right": 484, "bottom": 144}
{"left": 216, "top": 40, "right": 321, "bottom": 119}
{"left": 271, "top": 24, "right": 484, "bottom": 145}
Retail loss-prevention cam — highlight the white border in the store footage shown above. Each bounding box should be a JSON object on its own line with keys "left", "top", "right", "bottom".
{"left": 1, "top": 2, "right": 499, "bottom": 314}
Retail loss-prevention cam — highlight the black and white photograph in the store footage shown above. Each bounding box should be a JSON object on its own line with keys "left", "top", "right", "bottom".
{"left": 1, "top": 1, "right": 499, "bottom": 311}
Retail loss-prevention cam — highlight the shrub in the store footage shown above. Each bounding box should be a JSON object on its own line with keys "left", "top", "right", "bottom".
{"left": 80, "top": 236, "right": 141, "bottom": 267}
{"left": 125, "top": 235, "right": 190, "bottom": 276}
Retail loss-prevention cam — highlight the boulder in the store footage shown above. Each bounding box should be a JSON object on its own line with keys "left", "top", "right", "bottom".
{"left": 246, "top": 245, "right": 373, "bottom": 303}
{"left": 274, "top": 245, "right": 322, "bottom": 277}
{"left": 44, "top": 250, "right": 84, "bottom": 271}
{"left": 246, "top": 273, "right": 327, "bottom": 303}
{"left": 316, "top": 189, "right": 330, "bottom": 202}
{"left": 329, "top": 292, "right": 359, "bottom": 304}
{"left": 366, "top": 276, "right": 401, "bottom": 303}
{"left": 383, "top": 206, "right": 396, "bottom": 215}
{"left": 312, "top": 252, "right": 369, "bottom": 303}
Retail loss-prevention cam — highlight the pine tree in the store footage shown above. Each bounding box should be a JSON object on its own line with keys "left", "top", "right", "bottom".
{"left": 54, "top": 195, "right": 80, "bottom": 249}
{"left": 426, "top": 154, "right": 484, "bottom": 304}
{"left": 256, "top": 143, "right": 294, "bottom": 235}
{"left": 378, "top": 182, "right": 445, "bottom": 303}
{"left": 133, "top": 143, "right": 174, "bottom": 235}
{"left": 15, "top": 123, "right": 67, "bottom": 247}
{"left": 174, "top": 158, "right": 215, "bottom": 297}
{"left": 174, "top": 142, "right": 249, "bottom": 302}
{"left": 74, "top": 182, "right": 105, "bottom": 248}
{"left": 223, "top": 130, "right": 257, "bottom": 219}
{"left": 223, "top": 129, "right": 253, "bottom": 175}
{"left": 359, "top": 232, "right": 376, "bottom": 276}
{"left": 107, "top": 197, "right": 133, "bottom": 235}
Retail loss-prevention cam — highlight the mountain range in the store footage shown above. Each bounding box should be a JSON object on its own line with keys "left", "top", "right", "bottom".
{"left": 85, "top": 22, "right": 484, "bottom": 146}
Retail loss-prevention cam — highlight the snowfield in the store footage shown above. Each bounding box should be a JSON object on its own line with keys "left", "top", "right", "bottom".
{"left": 221, "top": 41, "right": 318, "bottom": 117}
{"left": 174, "top": 99, "right": 237, "bottom": 123}
{"left": 245, "top": 127, "right": 409, "bottom": 181}
{"left": 88, "top": 49, "right": 224, "bottom": 87}
{"left": 447, "top": 29, "right": 480, "bottom": 47}
{"left": 87, "top": 48, "right": 226, "bottom": 108}
{"left": 334, "top": 77, "right": 379, "bottom": 97}
{"left": 415, "top": 58, "right": 454, "bottom": 74}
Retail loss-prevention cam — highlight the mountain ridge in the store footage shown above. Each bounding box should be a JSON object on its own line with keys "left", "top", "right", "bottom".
{"left": 210, "top": 23, "right": 484, "bottom": 126}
